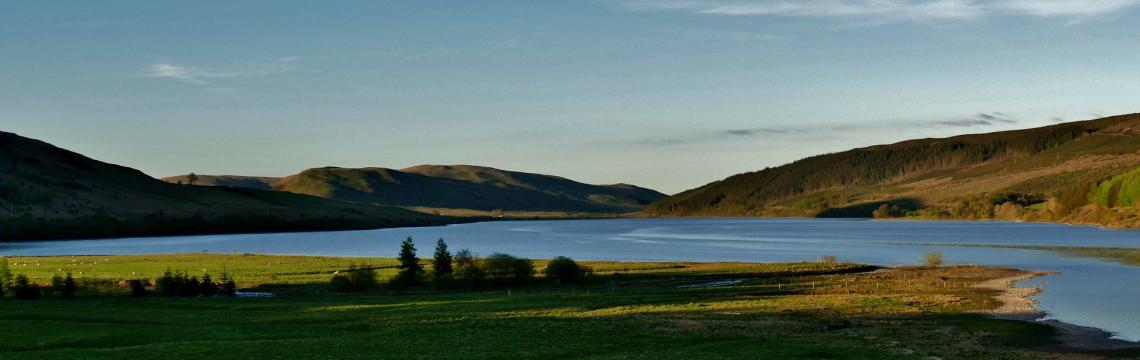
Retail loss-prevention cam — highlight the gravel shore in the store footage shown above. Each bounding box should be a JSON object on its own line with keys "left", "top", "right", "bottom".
{"left": 974, "top": 271, "right": 1139, "bottom": 351}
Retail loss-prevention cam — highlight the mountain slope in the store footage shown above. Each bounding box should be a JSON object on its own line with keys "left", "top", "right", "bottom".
{"left": 166, "top": 165, "right": 667, "bottom": 214}
{"left": 0, "top": 132, "right": 449, "bottom": 241}
{"left": 645, "top": 114, "right": 1140, "bottom": 226}
{"left": 162, "top": 174, "right": 280, "bottom": 190}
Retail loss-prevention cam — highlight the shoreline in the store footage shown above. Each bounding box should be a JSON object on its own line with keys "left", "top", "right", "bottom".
{"left": 975, "top": 271, "right": 1140, "bottom": 351}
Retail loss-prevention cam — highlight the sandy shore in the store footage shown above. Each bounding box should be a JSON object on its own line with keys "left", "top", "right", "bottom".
{"left": 974, "top": 271, "right": 1140, "bottom": 351}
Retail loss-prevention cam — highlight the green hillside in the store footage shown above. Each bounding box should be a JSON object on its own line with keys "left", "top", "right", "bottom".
{"left": 0, "top": 132, "right": 451, "bottom": 241}
{"left": 167, "top": 165, "right": 667, "bottom": 214}
{"left": 646, "top": 114, "right": 1140, "bottom": 227}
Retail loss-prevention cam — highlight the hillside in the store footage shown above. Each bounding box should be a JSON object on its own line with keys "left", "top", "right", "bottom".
{"left": 162, "top": 174, "right": 279, "bottom": 190}
{"left": 166, "top": 165, "right": 667, "bottom": 214}
{"left": 0, "top": 132, "right": 450, "bottom": 241}
{"left": 645, "top": 114, "right": 1140, "bottom": 227}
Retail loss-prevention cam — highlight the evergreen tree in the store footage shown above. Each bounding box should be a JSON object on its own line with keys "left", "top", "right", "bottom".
{"left": 432, "top": 238, "right": 453, "bottom": 276}
{"left": 390, "top": 237, "right": 423, "bottom": 288}
{"left": 61, "top": 272, "right": 77, "bottom": 299}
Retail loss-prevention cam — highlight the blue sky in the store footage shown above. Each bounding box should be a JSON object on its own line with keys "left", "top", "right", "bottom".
{"left": 3, "top": 1, "right": 1139, "bottom": 193}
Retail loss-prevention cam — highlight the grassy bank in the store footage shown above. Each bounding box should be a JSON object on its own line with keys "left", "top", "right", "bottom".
{"left": 0, "top": 255, "right": 1129, "bottom": 359}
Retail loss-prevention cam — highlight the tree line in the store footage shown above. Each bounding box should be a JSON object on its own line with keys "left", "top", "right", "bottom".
{"left": 0, "top": 256, "right": 238, "bottom": 300}
{"left": 330, "top": 237, "right": 590, "bottom": 292}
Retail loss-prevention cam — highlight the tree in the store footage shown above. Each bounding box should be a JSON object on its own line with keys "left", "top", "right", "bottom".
{"left": 483, "top": 253, "right": 534, "bottom": 286}
{"left": 0, "top": 257, "right": 11, "bottom": 296}
{"left": 432, "top": 238, "right": 453, "bottom": 276}
{"left": 12, "top": 275, "right": 39, "bottom": 300}
{"left": 331, "top": 264, "right": 378, "bottom": 292}
{"left": 200, "top": 273, "right": 219, "bottom": 297}
{"left": 128, "top": 279, "right": 147, "bottom": 298}
{"left": 61, "top": 272, "right": 77, "bottom": 299}
{"left": 544, "top": 256, "right": 587, "bottom": 284}
{"left": 219, "top": 272, "right": 237, "bottom": 297}
{"left": 187, "top": 173, "right": 199, "bottom": 186}
{"left": 454, "top": 249, "right": 485, "bottom": 289}
{"left": 391, "top": 237, "right": 424, "bottom": 288}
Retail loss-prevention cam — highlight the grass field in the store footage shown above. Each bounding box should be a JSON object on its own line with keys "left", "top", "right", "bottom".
{"left": 0, "top": 254, "right": 1128, "bottom": 359}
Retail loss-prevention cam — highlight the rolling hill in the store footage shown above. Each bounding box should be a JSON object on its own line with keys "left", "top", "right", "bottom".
{"left": 163, "top": 165, "right": 667, "bottom": 215}
{"left": 645, "top": 114, "right": 1140, "bottom": 227}
{"left": 0, "top": 131, "right": 451, "bottom": 241}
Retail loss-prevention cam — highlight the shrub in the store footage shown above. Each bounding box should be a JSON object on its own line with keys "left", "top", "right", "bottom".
{"left": 483, "top": 253, "right": 533, "bottom": 286}
{"left": 220, "top": 273, "right": 237, "bottom": 297}
{"left": 820, "top": 255, "right": 838, "bottom": 265}
{"left": 331, "top": 265, "right": 378, "bottom": 292}
{"left": 200, "top": 274, "right": 219, "bottom": 297}
{"left": 12, "top": 275, "right": 40, "bottom": 300}
{"left": 0, "top": 257, "right": 11, "bottom": 296}
{"left": 128, "top": 279, "right": 147, "bottom": 298}
{"left": 454, "top": 249, "right": 485, "bottom": 289}
{"left": 924, "top": 251, "right": 944, "bottom": 266}
{"left": 544, "top": 256, "right": 587, "bottom": 284}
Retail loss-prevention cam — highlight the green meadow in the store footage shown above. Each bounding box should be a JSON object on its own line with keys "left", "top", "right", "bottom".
{"left": 1, "top": 254, "right": 1117, "bottom": 359}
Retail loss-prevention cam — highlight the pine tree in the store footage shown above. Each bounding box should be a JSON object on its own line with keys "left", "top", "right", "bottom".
{"left": 61, "top": 272, "right": 77, "bottom": 299}
{"left": 390, "top": 237, "right": 423, "bottom": 288}
{"left": 433, "top": 238, "right": 453, "bottom": 276}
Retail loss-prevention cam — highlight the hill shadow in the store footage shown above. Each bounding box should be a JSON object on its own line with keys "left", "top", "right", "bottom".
{"left": 814, "top": 198, "right": 925, "bottom": 218}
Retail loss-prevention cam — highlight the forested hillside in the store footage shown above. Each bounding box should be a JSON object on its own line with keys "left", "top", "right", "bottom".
{"left": 646, "top": 114, "right": 1140, "bottom": 227}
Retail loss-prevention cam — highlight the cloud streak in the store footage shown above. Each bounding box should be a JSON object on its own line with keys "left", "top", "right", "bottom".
{"left": 618, "top": 0, "right": 1140, "bottom": 22}
{"left": 633, "top": 111, "right": 1023, "bottom": 147}
{"left": 142, "top": 57, "right": 299, "bottom": 85}
{"left": 144, "top": 63, "right": 235, "bottom": 84}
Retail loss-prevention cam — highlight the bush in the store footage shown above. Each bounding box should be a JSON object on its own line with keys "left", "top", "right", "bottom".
{"left": 483, "top": 253, "right": 533, "bottom": 286}
{"left": 820, "top": 255, "right": 838, "bottom": 265}
{"left": 12, "top": 275, "right": 40, "bottom": 300}
{"left": 54, "top": 272, "right": 77, "bottom": 299}
{"left": 454, "top": 249, "right": 485, "bottom": 289}
{"left": 331, "top": 265, "right": 378, "bottom": 292}
{"left": 220, "top": 275, "right": 237, "bottom": 297}
{"left": 924, "top": 251, "right": 944, "bottom": 266}
{"left": 200, "top": 274, "right": 219, "bottom": 297}
{"left": 128, "top": 279, "right": 147, "bottom": 298}
{"left": 0, "top": 257, "right": 11, "bottom": 297}
{"left": 544, "top": 256, "right": 587, "bottom": 284}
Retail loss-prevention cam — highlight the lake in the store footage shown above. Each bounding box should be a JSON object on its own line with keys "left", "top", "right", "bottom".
{"left": 3, "top": 218, "right": 1139, "bottom": 341}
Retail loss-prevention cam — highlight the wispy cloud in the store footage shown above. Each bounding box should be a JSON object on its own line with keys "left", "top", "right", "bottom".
{"left": 633, "top": 111, "right": 1025, "bottom": 147}
{"left": 617, "top": 0, "right": 1140, "bottom": 23}
{"left": 142, "top": 57, "right": 299, "bottom": 86}
{"left": 144, "top": 63, "right": 235, "bottom": 84}
{"left": 934, "top": 112, "right": 1016, "bottom": 127}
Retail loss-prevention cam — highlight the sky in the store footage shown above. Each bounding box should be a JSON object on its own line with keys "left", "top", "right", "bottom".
{"left": 2, "top": 1, "right": 1139, "bottom": 194}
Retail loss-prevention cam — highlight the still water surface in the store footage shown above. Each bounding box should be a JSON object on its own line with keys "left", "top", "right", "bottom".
{"left": 3, "top": 218, "right": 1139, "bottom": 341}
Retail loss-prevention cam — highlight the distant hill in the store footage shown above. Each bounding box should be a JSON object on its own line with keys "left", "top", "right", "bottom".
{"left": 162, "top": 174, "right": 280, "bottom": 190}
{"left": 0, "top": 132, "right": 450, "bottom": 241}
{"left": 164, "top": 165, "right": 667, "bottom": 214}
{"left": 645, "top": 114, "right": 1140, "bottom": 227}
